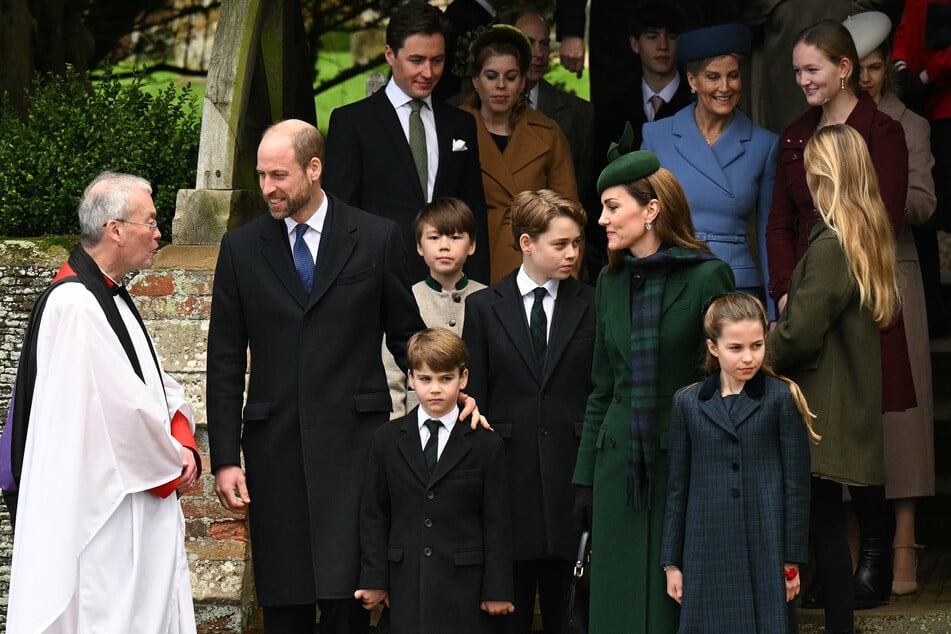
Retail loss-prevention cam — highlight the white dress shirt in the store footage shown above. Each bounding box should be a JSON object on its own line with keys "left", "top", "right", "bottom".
{"left": 385, "top": 79, "right": 439, "bottom": 202}
{"left": 516, "top": 266, "right": 560, "bottom": 342}
{"left": 417, "top": 405, "right": 459, "bottom": 460}
{"left": 642, "top": 73, "right": 681, "bottom": 122}
{"left": 283, "top": 191, "right": 329, "bottom": 263}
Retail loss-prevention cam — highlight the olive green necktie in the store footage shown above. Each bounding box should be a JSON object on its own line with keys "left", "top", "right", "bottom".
{"left": 409, "top": 99, "right": 428, "bottom": 195}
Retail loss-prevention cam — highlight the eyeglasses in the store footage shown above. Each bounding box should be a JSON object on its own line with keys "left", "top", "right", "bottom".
{"left": 104, "top": 218, "right": 158, "bottom": 229}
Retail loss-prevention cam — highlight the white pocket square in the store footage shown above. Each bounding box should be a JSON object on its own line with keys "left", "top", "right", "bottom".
{"left": 452, "top": 139, "right": 468, "bottom": 152}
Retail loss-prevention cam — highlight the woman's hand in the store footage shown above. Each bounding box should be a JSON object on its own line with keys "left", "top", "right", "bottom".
{"left": 785, "top": 564, "right": 800, "bottom": 602}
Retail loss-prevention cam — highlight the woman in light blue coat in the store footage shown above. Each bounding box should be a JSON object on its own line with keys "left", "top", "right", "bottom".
{"left": 642, "top": 24, "right": 779, "bottom": 315}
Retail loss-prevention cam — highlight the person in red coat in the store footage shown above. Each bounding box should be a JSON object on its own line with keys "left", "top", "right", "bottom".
{"left": 892, "top": 0, "right": 951, "bottom": 336}
{"left": 764, "top": 19, "right": 915, "bottom": 619}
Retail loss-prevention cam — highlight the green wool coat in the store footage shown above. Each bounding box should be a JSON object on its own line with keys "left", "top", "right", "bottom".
{"left": 573, "top": 255, "right": 734, "bottom": 633}
{"left": 768, "top": 223, "right": 886, "bottom": 485}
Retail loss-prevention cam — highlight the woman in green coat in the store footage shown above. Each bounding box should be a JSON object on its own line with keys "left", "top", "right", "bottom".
{"left": 572, "top": 140, "right": 735, "bottom": 633}
{"left": 768, "top": 124, "right": 900, "bottom": 634}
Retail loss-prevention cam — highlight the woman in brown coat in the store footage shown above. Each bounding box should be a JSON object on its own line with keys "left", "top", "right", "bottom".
{"left": 846, "top": 11, "right": 937, "bottom": 596}
{"left": 459, "top": 25, "right": 579, "bottom": 283}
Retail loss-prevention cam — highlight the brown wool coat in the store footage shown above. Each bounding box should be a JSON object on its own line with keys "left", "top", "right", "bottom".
{"left": 460, "top": 104, "right": 579, "bottom": 283}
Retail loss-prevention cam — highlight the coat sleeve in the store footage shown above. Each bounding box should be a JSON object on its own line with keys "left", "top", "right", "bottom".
{"left": 554, "top": 0, "right": 586, "bottom": 40}
{"left": 767, "top": 237, "right": 853, "bottom": 374}
{"left": 757, "top": 135, "right": 780, "bottom": 317}
{"left": 573, "top": 273, "right": 612, "bottom": 486}
{"left": 661, "top": 389, "right": 692, "bottom": 568}
{"left": 778, "top": 384, "right": 811, "bottom": 564}
{"left": 206, "top": 231, "right": 249, "bottom": 471}
{"left": 765, "top": 137, "right": 798, "bottom": 303}
{"left": 461, "top": 298, "right": 490, "bottom": 412}
{"left": 547, "top": 126, "right": 580, "bottom": 202}
{"left": 899, "top": 109, "right": 937, "bottom": 226}
{"left": 870, "top": 117, "right": 910, "bottom": 237}
{"left": 381, "top": 220, "right": 427, "bottom": 371}
{"left": 455, "top": 110, "right": 492, "bottom": 284}
{"left": 481, "top": 434, "right": 514, "bottom": 601}
{"left": 359, "top": 432, "right": 391, "bottom": 590}
{"left": 323, "top": 107, "right": 363, "bottom": 206}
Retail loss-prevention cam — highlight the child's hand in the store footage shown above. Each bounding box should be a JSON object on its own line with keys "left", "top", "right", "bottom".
{"left": 481, "top": 600, "right": 515, "bottom": 615}
{"left": 665, "top": 567, "right": 683, "bottom": 604}
{"left": 784, "top": 565, "right": 800, "bottom": 602}
{"left": 354, "top": 588, "right": 389, "bottom": 610}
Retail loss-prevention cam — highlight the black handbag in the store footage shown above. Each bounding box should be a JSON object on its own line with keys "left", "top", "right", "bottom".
{"left": 565, "top": 530, "right": 591, "bottom": 634}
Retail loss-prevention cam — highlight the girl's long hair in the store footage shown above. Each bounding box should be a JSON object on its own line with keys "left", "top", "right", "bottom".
{"left": 703, "top": 293, "right": 821, "bottom": 442}
{"left": 803, "top": 124, "right": 899, "bottom": 326}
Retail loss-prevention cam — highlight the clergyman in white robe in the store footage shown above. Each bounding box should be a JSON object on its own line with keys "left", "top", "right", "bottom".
{"left": 7, "top": 279, "right": 197, "bottom": 633}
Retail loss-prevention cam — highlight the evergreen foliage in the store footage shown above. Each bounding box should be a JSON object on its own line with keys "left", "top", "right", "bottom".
{"left": 0, "top": 66, "right": 200, "bottom": 238}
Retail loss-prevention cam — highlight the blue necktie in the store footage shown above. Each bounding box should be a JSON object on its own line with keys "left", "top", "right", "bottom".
{"left": 293, "top": 223, "right": 314, "bottom": 294}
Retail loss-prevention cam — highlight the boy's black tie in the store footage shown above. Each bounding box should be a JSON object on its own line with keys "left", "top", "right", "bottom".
{"left": 530, "top": 287, "right": 547, "bottom": 368}
{"left": 423, "top": 419, "right": 442, "bottom": 472}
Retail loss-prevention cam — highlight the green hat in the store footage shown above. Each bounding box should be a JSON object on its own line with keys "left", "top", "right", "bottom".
{"left": 596, "top": 122, "right": 661, "bottom": 193}
{"left": 466, "top": 24, "right": 532, "bottom": 75}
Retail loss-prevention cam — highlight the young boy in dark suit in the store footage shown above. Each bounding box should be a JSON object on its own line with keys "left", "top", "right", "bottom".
{"left": 356, "top": 328, "right": 514, "bottom": 633}
{"left": 462, "top": 189, "right": 596, "bottom": 634}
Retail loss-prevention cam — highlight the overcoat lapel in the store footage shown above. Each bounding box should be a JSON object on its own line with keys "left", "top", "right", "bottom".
{"left": 260, "top": 217, "right": 310, "bottom": 308}
{"left": 429, "top": 421, "right": 472, "bottom": 485}
{"left": 698, "top": 374, "right": 739, "bottom": 438}
{"left": 309, "top": 198, "right": 355, "bottom": 307}
{"left": 543, "top": 277, "right": 586, "bottom": 387}
{"left": 398, "top": 415, "right": 431, "bottom": 486}
{"left": 672, "top": 106, "right": 740, "bottom": 198}
{"left": 372, "top": 91, "right": 426, "bottom": 201}
{"left": 491, "top": 274, "right": 542, "bottom": 382}
{"left": 504, "top": 118, "right": 549, "bottom": 176}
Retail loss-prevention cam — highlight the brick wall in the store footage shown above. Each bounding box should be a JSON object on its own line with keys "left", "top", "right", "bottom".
{"left": 0, "top": 242, "right": 256, "bottom": 633}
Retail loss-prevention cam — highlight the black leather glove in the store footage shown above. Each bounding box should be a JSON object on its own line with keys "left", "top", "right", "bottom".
{"left": 896, "top": 67, "right": 930, "bottom": 115}
{"left": 573, "top": 484, "right": 593, "bottom": 532}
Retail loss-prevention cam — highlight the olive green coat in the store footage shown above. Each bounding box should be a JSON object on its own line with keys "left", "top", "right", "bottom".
{"left": 768, "top": 223, "right": 885, "bottom": 485}
{"left": 573, "top": 256, "right": 734, "bottom": 633}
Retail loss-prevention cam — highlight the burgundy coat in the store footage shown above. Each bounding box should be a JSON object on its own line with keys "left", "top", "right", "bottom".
{"left": 765, "top": 91, "right": 915, "bottom": 412}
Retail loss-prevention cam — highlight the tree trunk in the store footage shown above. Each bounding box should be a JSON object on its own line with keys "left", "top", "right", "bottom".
{"left": 0, "top": 0, "right": 36, "bottom": 117}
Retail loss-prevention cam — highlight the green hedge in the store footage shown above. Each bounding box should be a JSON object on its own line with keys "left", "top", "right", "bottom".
{"left": 0, "top": 66, "right": 200, "bottom": 238}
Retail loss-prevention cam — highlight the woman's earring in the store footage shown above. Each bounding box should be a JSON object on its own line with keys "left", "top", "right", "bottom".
{"left": 840, "top": 76, "right": 846, "bottom": 90}
{"left": 645, "top": 221, "right": 653, "bottom": 231}
{"left": 690, "top": 88, "right": 696, "bottom": 94}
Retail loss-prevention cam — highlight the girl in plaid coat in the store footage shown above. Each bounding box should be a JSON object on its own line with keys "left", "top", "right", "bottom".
{"left": 661, "top": 293, "right": 818, "bottom": 633}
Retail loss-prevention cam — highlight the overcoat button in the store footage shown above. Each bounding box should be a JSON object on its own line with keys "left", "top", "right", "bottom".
{"left": 731, "top": 489, "right": 740, "bottom": 498}
{"left": 613, "top": 394, "right": 621, "bottom": 403}
{"left": 426, "top": 491, "right": 435, "bottom": 500}
{"left": 424, "top": 518, "right": 433, "bottom": 527}
{"left": 448, "top": 319, "right": 457, "bottom": 327}
{"left": 423, "top": 547, "right": 433, "bottom": 557}
{"left": 609, "top": 437, "right": 617, "bottom": 448}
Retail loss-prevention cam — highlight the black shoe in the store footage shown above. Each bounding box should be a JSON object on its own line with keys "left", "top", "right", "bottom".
{"left": 854, "top": 537, "right": 892, "bottom": 609}
{"left": 801, "top": 578, "right": 824, "bottom": 609}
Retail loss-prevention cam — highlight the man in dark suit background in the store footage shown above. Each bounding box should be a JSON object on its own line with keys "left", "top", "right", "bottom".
{"left": 206, "top": 119, "right": 426, "bottom": 634}
{"left": 324, "top": 0, "right": 490, "bottom": 282}
{"left": 434, "top": 0, "right": 497, "bottom": 103}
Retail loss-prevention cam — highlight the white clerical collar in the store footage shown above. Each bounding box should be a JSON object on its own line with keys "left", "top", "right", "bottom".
{"left": 385, "top": 78, "right": 434, "bottom": 111}
{"left": 417, "top": 405, "right": 459, "bottom": 433}
{"left": 516, "top": 266, "right": 560, "bottom": 301}
{"left": 283, "top": 190, "right": 329, "bottom": 236}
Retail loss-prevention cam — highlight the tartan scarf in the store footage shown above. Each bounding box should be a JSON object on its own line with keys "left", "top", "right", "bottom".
{"left": 624, "top": 246, "right": 713, "bottom": 508}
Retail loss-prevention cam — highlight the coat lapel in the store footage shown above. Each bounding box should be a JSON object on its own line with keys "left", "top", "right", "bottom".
{"left": 603, "top": 270, "right": 632, "bottom": 366}
{"left": 730, "top": 371, "right": 765, "bottom": 430}
{"left": 308, "top": 196, "right": 355, "bottom": 308}
{"left": 260, "top": 216, "right": 310, "bottom": 308}
{"left": 672, "top": 105, "right": 736, "bottom": 198}
{"left": 373, "top": 91, "right": 426, "bottom": 201}
{"left": 397, "top": 413, "right": 431, "bottom": 486}
{"left": 429, "top": 420, "right": 473, "bottom": 485}
{"left": 504, "top": 114, "right": 550, "bottom": 176}
{"left": 543, "top": 277, "right": 586, "bottom": 387}
{"left": 697, "top": 374, "right": 738, "bottom": 438}
{"left": 491, "top": 273, "right": 542, "bottom": 382}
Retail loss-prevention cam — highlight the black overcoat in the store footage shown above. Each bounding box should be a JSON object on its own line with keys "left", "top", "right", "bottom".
{"left": 462, "top": 272, "right": 596, "bottom": 561}
{"left": 206, "top": 196, "right": 425, "bottom": 604}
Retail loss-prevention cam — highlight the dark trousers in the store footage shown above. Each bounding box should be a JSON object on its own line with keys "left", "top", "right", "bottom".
{"left": 497, "top": 557, "right": 573, "bottom": 634}
{"left": 263, "top": 599, "right": 369, "bottom": 634}
{"left": 810, "top": 478, "right": 889, "bottom": 633}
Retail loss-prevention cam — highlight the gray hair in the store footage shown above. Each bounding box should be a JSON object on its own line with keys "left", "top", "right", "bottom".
{"left": 78, "top": 171, "right": 152, "bottom": 248}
